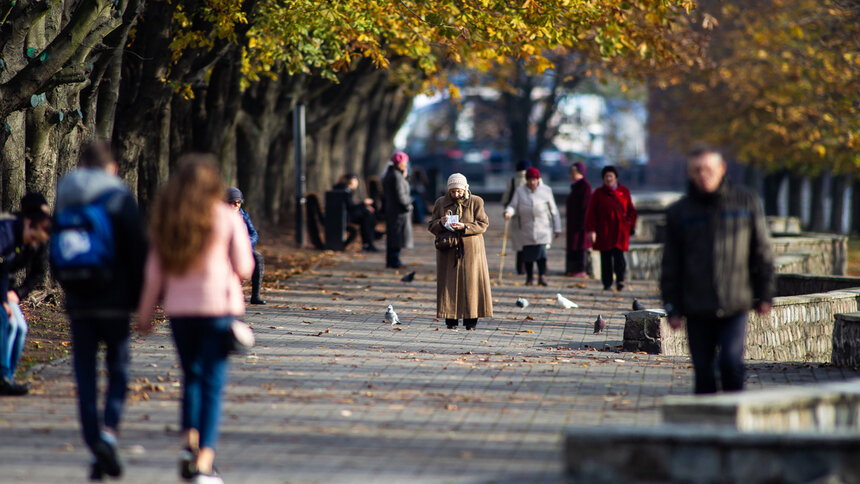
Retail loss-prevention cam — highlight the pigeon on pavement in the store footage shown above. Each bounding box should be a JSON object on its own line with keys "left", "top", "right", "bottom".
{"left": 593, "top": 314, "right": 607, "bottom": 334}
{"left": 384, "top": 305, "right": 401, "bottom": 326}
{"left": 516, "top": 297, "right": 529, "bottom": 308}
{"left": 556, "top": 293, "right": 578, "bottom": 309}
{"left": 632, "top": 299, "right": 645, "bottom": 311}
{"left": 401, "top": 271, "right": 416, "bottom": 283}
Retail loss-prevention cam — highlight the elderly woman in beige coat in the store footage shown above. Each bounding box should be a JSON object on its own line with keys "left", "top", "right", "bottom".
{"left": 428, "top": 173, "right": 493, "bottom": 330}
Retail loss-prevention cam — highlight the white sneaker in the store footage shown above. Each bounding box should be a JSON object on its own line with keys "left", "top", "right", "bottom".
{"left": 193, "top": 471, "right": 224, "bottom": 484}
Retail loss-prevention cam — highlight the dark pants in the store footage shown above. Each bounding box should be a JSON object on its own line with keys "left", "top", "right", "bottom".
{"left": 686, "top": 312, "right": 748, "bottom": 394}
{"left": 599, "top": 249, "right": 626, "bottom": 289}
{"left": 349, "top": 206, "right": 376, "bottom": 246}
{"left": 251, "top": 250, "right": 265, "bottom": 298}
{"left": 170, "top": 316, "right": 231, "bottom": 450}
{"left": 515, "top": 251, "right": 525, "bottom": 274}
{"left": 70, "top": 317, "right": 130, "bottom": 453}
{"left": 386, "top": 249, "right": 402, "bottom": 268}
{"left": 565, "top": 249, "right": 589, "bottom": 274}
{"left": 525, "top": 259, "right": 547, "bottom": 280}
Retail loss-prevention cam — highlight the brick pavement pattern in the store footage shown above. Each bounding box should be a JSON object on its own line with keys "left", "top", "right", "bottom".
{"left": 1, "top": 203, "right": 857, "bottom": 483}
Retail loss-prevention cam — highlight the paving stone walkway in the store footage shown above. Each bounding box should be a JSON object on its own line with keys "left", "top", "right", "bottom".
{"left": 1, "top": 203, "right": 858, "bottom": 483}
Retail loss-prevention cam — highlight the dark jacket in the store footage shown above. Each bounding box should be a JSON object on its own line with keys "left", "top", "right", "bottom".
{"left": 660, "top": 181, "right": 775, "bottom": 318}
{"left": 239, "top": 208, "right": 259, "bottom": 248}
{"left": 56, "top": 168, "right": 148, "bottom": 318}
{"left": 382, "top": 166, "right": 413, "bottom": 251}
{"left": 0, "top": 216, "right": 24, "bottom": 304}
{"left": 566, "top": 178, "right": 592, "bottom": 251}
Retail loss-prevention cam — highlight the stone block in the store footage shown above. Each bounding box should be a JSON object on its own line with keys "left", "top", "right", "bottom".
{"left": 833, "top": 313, "right": 860, "bottom": 368}
{"left": 564, "top": 425, "right": 860, "bottom": 484}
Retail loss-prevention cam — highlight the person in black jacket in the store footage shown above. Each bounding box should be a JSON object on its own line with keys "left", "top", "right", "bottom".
{"left": 382, "top": 152, "right": 413, "bottom": 268}
{"left": 333, "top": 174, "right": 379, "bottom": 252}
{"left": 661, "top": 145, "right": 774, "bottom": 394}
{"left": 226, "top": 187, "right": 267, "bottom": 304}
{"left": 0, "top": 193, "right": 52, "bottom": 396}
{"left": 55, "top": 141, "right": 148, "bottom": 479}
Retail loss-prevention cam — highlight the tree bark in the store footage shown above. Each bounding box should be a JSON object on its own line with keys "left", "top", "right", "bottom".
{"left": 787, "top": 173, "right": 805, "bottom": 221}
{"left": 763, "top": 171, "right": 785, "bottom": 216}
{"left": 1, "top": 112, "right": 26, "bottom": 211}
{"left": 830, "top": 174, "right": 848, "bottom": 234}
{"left": 809, "top": 172, "right": 829, "bottom": 233}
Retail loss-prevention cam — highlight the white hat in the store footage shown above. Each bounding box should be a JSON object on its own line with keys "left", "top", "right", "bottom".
{"left": 447, "top": 173, "right": 468, "bottom": 190}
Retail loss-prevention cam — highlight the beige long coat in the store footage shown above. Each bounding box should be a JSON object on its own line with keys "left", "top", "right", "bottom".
{"left": 428, "top": 194, "right": 494, "bottom": 319}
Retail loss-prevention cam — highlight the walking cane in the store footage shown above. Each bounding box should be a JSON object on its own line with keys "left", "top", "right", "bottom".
{"left": 498, "top": 217, "right": 510, "bottom": 284}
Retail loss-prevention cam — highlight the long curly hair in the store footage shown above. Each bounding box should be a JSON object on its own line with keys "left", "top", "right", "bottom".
{"left": 150, "top": 154, "right": 225, "bottom": 275}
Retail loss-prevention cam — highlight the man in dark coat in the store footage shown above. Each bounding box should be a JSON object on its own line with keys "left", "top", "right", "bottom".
{"left": 565, "top": 162, "right": 592, "bottom": 277}
{"left": 661, "top": 146, "right": 774, "bottom": 394}
{"left": 382, "top": 152, "right": 413, "bottom": 268}
{"left": 585, "top": 165, "right": 637, "bottom": 291}
{"left": 227, "top": 187, "right": 266, "bottom": 304}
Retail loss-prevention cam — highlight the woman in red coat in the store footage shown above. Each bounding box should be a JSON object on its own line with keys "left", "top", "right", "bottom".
{"left": 585, "top": 165, "right": 637, "bottom": 291}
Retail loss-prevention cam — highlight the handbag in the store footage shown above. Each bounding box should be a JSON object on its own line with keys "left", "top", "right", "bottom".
{"left": 435, "top": 231, "right": 459, "bottom": 250}
{"left": 228, "top": 320, "right": 255, "bottom": 354}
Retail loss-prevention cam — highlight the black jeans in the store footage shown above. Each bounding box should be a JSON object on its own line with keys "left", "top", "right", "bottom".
{"left": 349, "top": 206, "right": 376, "bottom": 246}
{"left": 251, "top": 250, "right": 265, "bottom": 298}
{"left": 71, "top": 317, "right": 130, "bottom": 453}
{"left": 686, "top": 312, "right": 748, "bottom": 394}
{"left": 565, "top": 249, "right": 588, "bottom": 274}
{"left": 599, "top": 249, "right": 626, "bottom": 289}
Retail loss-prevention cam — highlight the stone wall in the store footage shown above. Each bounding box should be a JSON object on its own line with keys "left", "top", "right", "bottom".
{"left": 771, "top": 233, "right": 848, "bottom": 276}
{"left": 777, "top": 274, "right": 860, "bottom": 297}
{"left": 662, "top": 380, "right": 860, "bottom": 432}
{"left": 564, "top": 425, "right": 860, "bottom": 484}
{"left": 834, "top": 313, "right": 860, "bottom": 369}
{"left": 622, "top": 289, "right": 860, "bottom": 363}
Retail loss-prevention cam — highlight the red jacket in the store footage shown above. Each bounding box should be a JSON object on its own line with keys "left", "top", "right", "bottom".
{"left": 585, "top": 184, "right": 637, "bottom": 251}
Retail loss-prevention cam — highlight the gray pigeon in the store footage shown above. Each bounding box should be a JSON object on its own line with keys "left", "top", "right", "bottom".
{"left": 516, "top": 297, "right": 529, "bottom": 308}
{"left": 384, "top": 304, "right": 401, "bottom": 326}
{"left": 593, "top": 314, "right": 607, "bottom": 334}
{"left": 632, "top": 299, "right": 645, "bottom": 311}
{"left": 401, "top": 271, "right": 416, "bottom": 283}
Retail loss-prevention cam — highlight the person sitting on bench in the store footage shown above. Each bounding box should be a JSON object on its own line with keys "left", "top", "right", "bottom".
{"left": 333, "top": 174, "right": 379, "bottom": 252}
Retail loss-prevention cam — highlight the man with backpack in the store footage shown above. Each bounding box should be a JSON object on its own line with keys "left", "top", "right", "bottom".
{"left": 0, "top": 193, "right": 52, "bottom": 396}
{"left": 54, "top": 140, "right": 148, "bottom": 479}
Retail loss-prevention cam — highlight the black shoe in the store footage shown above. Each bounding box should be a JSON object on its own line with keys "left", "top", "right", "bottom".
{"left": 525, "top": 278, "right": 533, "bottom": 286}
{"left": 363, "top": 244, "right": 380, "bottom": 252}
{"left": 616, "top": 282, "right": 625, "bottom": 291}
{"left": 250, "top": 296, "right": 267, "bottom": 305}
{"left": 0, "top": 376, "right": 29, "bottom": 396}
{"left": 445, "top": 319, "right": 458, "bottom": 329}
{"left": 89, "top": 460, "right": 104, "bottom": 481}
{"left": 538, "top": 276, "right": 548, "bottom": 286}
{"left": 465, "top": 326, "right": 476, "bottom": 331}
{"left": 179, "top": 448, "right": 197, "bottom": 481}
{"left": 374, "top": 230, "right": 385, "bottom": 240}
{"left": 93, "top": 434, "right": 122, "bottom": 478}
{"left": 603, "top": 285, "right": 612, "bottom": 291}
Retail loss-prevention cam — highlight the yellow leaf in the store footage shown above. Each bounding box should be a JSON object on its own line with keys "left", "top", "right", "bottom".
{"left": 813, "top": 144, "right": 826, "bottom": 158}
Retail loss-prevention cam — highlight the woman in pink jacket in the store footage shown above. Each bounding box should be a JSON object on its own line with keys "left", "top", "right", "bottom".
{"left": 136, "top": 155, "right": 253, "bottom": 484}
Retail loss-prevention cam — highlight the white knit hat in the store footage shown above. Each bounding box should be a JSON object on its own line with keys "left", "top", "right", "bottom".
{"left": 447, "top": 173, "right": 468, "bottom": 190}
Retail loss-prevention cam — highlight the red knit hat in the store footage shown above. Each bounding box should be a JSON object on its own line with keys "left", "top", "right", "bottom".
{"left": 525, "top": 167, "right": 540, "bottom": 179}
{"left": 390, "top": 151, "right": 409, "bottom": 165}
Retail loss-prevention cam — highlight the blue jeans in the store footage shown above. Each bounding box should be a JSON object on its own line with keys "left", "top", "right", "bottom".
{"left": 70, "top": 317, "right": 130, "bottom": 452}
{"left": 1, "top": 302, "right": 28, "bottom": 378}
{"left": 686, "top": 312, "right": 748, "bottom": 394}
{"left": 170, "top": 316, "right": 232, "bottom": 450}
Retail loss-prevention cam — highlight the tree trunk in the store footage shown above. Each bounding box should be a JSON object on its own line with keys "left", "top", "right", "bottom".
{"left": 1, "top": 112, "right": 26, "bottom": 211}
{"left": 763, "top": 171, "right": 784, "bottom": 216}
{"left": 830, "top": 174, "right": 848, "bottom": 234}
{"left": 25, "top": 105, "right": 58, "bottom": 204}
{"left": 809, "top": 172, "right": 829, "bottom": 233}
{"left": 787, "top": 173, "right": 804, "bottom": 221}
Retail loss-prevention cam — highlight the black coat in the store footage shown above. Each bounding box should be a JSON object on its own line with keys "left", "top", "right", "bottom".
{"left": 382, "top": 166, "right": 413, "bottom": 251}
{"left": 660, "top": 181, "right": 774, "bottom": 318}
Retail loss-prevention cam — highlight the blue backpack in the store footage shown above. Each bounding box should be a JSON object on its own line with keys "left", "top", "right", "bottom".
{"left": 50, "top": 190, "right": 121, "bottom": 291}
